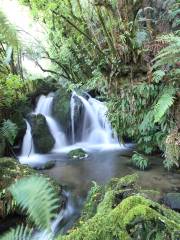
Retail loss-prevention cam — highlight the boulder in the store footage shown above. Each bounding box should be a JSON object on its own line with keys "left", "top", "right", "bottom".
{"left": 164, "top": 193, "right": 180, "bottom": 211}
{"left": 52, "top": 89, "right": 71, "bottom": 133}
{"left": 71, "top": 95, "right": 84, "bottom": 142}
{"left": 0, "top": 157, "right": 61, "bottom": 219}
{"left": 34, "top": 160, "right": 56, "bottom": 170}
{"left": 68, "top": 148, "right": 88, "bottom": 160}
{"left": 11, "top": 112, "right": 27, "bottom": 148}
{"left": 30, "top": 114, "right": 55, "bottom": 153}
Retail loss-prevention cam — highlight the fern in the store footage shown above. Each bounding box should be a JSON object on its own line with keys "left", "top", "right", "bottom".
{"left": 153, "top": 34, "right": 180, "bottom": 69}
{"left": 0, "top": 10, "right": 19, "bottom": 47}
{"left": 9, "top": 176, "right": 59, "bottom": 230}
{"left": 153, "top": 70, "right": 165, "bottom": 83}
{"left": 0, "top": 225, "right": 32, "bottom": 240}
{"left": 0, "top": 120, "right": 18, "bottom": 145}
{"left": 153, "top": 87, "right": 176, "bottom": 123}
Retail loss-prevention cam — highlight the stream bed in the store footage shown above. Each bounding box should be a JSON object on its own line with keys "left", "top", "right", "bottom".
{"left": 38, "top": 146, "right": 180, "bottom": 235}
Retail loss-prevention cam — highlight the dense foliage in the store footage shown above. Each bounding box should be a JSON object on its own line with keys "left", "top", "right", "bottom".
{"left": 0, "top": 2, "right": 179, "bottom": 240}
{"left": 18, "top": 0, "right": 180, "bottom": 169}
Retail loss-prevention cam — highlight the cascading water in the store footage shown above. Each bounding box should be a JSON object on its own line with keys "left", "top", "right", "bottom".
{"left": 33, "top": 190, "right": 78, "bottom": 240}
{"left": 70, "top": 92, "right": 76, "bottom": 144}
{"left": 21, "top": 91, "right": 119, "bottom": 160}
{"left": 34, "top": 94, "right": 67, "bottom": 150}
{"left": 21, "top": 120, "right": 34, "bottom": 156}
{"left": 71, "top": 92, "right": 118, "bottom": 145}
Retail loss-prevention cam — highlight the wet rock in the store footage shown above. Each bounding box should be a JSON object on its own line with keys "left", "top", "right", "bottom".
{"left": 164, "top": 193, "right": 180, "bottom": 211}
{"left": 11, "top": 112, "right": 27, "bottom": 149}
{"left": 28, "top": 77, "right": 58, "bottom": 106}
{"left": 52, "top": 88, "right": 71, "bottom": 133}
{"left": 71, "top": 95, "right": 84, "bottom": 142}
{"left": 34, "top": 160, "right": 56, "bottom": 170}
{"left": 30, "top": 114, "right": 55, "bottom": 153}
{"left": 68, "top": 148, "right": 88, "bottom": 160}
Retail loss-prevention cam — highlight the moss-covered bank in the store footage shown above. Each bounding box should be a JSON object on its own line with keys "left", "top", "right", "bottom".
{"left": 57, "top": 174, "right": 180, "bottom": 240}
{"left": 0, "top": 158, "right": 60, "bottom": 218}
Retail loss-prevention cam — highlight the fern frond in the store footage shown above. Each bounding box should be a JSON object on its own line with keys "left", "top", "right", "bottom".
{"left": 0, "top": 10, "right": 19, "bottom": 47}
{"left": 9, "top": 176, "right": 59, "bottom": 230}
{"left": 153, "top": 87, "right": 176, "bottom": 123}
{"left": 153, "top": 70, "right": 165, "bottom": 83}
{"left": 0, "top": 120, "right": 18, "bottom": 145}
{"left": 0, "top": 225, "right": 32, "bottom": 240}
{"left": 153, "top": 34, "right": 180, "bottom": 69}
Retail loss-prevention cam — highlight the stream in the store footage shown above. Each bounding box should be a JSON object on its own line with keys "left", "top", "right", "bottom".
{"left": 18, "top": 92, "right": 180, "bottom": 237}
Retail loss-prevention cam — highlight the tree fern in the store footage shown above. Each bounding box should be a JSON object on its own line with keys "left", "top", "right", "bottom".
{"left": 9, "top": 176, "right": 59, "bottom": 230}
{"left": 153, "top": 86, "right": 176, "bottom": 123}
{"left": 0, "top": 120, "right": 18, "bottom": 145}
{"left": 0, "top": 225, "right": 32, "bottom": 240}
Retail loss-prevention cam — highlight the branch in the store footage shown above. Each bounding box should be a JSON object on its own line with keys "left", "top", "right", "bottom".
{"left": 35, "top": 61, "right": 58, "bottom": 75}
{"left": 52, "top": 10, "right": 110, "bottom": 61}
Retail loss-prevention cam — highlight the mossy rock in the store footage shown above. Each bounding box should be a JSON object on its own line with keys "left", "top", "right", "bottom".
{"left": 34, "top": 160, "right": 56, "bottom": 170}
{"left": 0, "top": 158, "right": 61, "bottom": 218}
{"left": 52, "top": 89, "right": 71, "bottom": 132}
{"left": 57, "top": 174, "right": 180, "bottom": 240}
{"left": 11, "top": 112, "right": 27, "bottom": 147}
{"left": 68, "top": 148, "right": 88, "bottom": 160}
{"left": 28, "top": 77, "right": 58, "bottom": 105}
{"left": 30, "top": 114, "right": 55, "bottom": 153}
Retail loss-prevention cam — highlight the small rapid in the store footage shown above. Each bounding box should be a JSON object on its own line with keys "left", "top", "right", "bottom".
{"left": 72, "top": 92, "right": 118, "bottom": 145}
{"left": 21, "top": 120, "right": 34, "bottom": 156}
{"left": 34, "top": 94, "right": 67, "bottom": 150}
{"left": 33, "top": 190, "right": 80, "bottom": 240}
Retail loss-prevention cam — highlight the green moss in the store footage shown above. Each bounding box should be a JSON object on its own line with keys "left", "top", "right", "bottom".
{"left": 0, "top": 158, "right": 60, "bottom": 218}
{"left": 52, "top": 89, "right": 71, "bottom": 131}
{"left": 68, "top": 148, "right": 88, "bottom": 160}
{"left": 30, "top": 114, "right": 55, "bottom": 153}
{"left": 56, "top": 174, "right": 180, "bottom": 240}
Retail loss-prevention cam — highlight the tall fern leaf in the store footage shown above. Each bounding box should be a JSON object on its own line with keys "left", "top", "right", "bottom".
{"left": 153, "top": 34, "right": 180, "bottom": 69}
{"left": 9, "top": 176, "right": 59, "bottom": 230}
{"left": 153, "top": 87, "right": 176, "bottom": 123}
{"left": 0, "top": 225, "right": 32, "bottom": 240}
{"left": 0, "top": 10, "right": 19, "bottom": 47}
{"left": 0, "top": 120, "right": 18, "bottom": 145}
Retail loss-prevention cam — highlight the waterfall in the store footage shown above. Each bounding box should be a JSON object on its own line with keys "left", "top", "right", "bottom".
{"left": 21, "top": 120, "right": 34, "bottom": 156}
{"left": 35, "top": 94, "right": 67, "bottom": 150}
{"left": 71, "top": 92, "right": 118, "bottom": 145}
{"left": 70, "top": 92, "right": 76, "bottom": 144}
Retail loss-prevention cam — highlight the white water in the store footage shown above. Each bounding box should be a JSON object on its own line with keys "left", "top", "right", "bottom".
{"left": 21, "top": 120, "right": 34, "bottom": 156}
{"left": 73, "top": 93, "right": 118, "bottom": 145}
{"left": 33, "top": 191, "right": 76, "bottom": 240}
{"left": 70, "top": 92, "right": 76, "bottom": 144}
{"left": 34, "top": 94, "right": 67, "bottom": 150}
{"left": 20, "top": 92, "right": 120, "bottom": 160}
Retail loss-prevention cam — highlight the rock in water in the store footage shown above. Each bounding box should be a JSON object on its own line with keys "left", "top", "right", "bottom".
{"left": 68, "top": 148, "right": 88, "bottom": 160}
{"left": 34, "top": 160, "right": 56, "bottom": 170}
{"left": 30, "top": 114, "right": 55, "bottom": 153}
{"left": 164, "top": 193, "right": 180, "bottom": 211}
{"left": 52, "top": 89, "right": 71, "bottom": 132}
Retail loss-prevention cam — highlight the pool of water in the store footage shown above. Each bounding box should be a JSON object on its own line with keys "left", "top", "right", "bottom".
{"left": 42, "top": 147, "right": 179, "bottom": 198}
